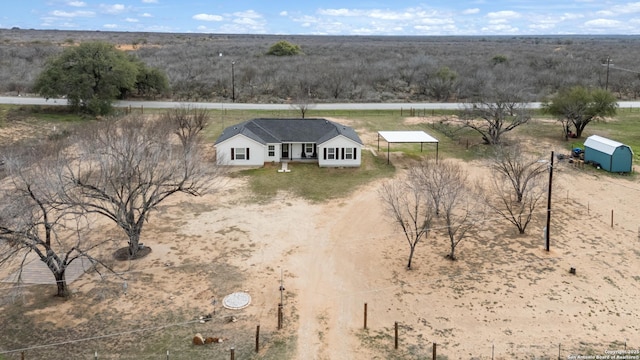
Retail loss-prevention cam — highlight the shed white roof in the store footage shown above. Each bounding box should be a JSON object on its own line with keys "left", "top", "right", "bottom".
{"left": 378, "top": 131, "right": 438, "bottom": 143}
{"left": 584, "top": 135, "right": 627, "bottom": 155}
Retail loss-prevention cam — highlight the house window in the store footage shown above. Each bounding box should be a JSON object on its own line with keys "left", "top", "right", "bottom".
{"left": 305, "top": 143, "right": 314, "bottom": 154}
{"left": 268, "top": 145, "right": 275, "bottom": 157}
{"left": 231, "top": 147, "right": 249, "bottom": 160}
{"left": 327, "top": 148, "right": 335, "bottom": 160}
{"left": 345, "top": 147, "right": 353, "bottom": 159}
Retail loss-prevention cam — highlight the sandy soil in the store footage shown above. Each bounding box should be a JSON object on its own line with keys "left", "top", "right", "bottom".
{"left": 1, "top": 117, "right": 639, "bottom": 359}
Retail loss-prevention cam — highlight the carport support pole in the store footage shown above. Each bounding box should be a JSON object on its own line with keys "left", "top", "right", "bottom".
{"left": 545, "top": 151, "right": 554, "bottom": 252}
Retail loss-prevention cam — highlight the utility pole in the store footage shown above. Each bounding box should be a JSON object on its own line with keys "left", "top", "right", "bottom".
{"left": 231, "top": 61, "right": 236, "bottom": 102}
{"left": 605, "top": 57, "right": 611, "bottom": 91}
{"left": 545, "top": 151, "right": 554, "bottom": 252}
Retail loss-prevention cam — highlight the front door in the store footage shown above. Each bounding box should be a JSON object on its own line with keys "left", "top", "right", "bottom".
{"left": 281, "top": 144, "right": 289, "bottom": 159}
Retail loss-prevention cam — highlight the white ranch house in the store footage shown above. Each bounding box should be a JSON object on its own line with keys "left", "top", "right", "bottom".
{"left": 214, "top": 118, "right": 364, "bottom": 167}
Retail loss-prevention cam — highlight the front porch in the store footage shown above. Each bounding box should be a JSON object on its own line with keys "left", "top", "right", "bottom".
{"left": 279, "top": 142, "right": 318, "bottom": 162}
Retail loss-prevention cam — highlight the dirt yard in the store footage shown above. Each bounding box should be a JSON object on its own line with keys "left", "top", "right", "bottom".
{"left": 1, "top": 117, "right": 639, "bottom": 359}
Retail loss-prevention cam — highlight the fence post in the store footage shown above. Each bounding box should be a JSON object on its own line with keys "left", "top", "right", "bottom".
{"left": 277, "top": 303, "right": 283, "bottom": 330}
{"left": 558, "top": 343, "right": 561, "bottom": 360}
{"left": 94, "top": 351, "right": 98, "bottom": 360}
{"left": 394, "top": 322, "right": 399, "bottom": 349}
{"left": 364, "top": 303, "right": 368, "bottom": 329}
{"left": 611, "top": 209, "right": 614, "bottom": 227}
{"left": 230, "top": 346, "right": 235, "bottom": 360}
{"left": 432, "top": 342, "right": 437, "bottom": 360}
{"left": 255, "top": 325, "right": 260, "bottom": 353}
{"left": 166, "top": 350, "right": 169, "bottom": 360}
{"left": 21, "top": 352, "right": 25, "bottom": 360}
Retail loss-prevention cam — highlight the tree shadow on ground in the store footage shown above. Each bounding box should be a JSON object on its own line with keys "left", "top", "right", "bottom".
{"left": 113, "top": 246, "right": 152, "bottom": 261}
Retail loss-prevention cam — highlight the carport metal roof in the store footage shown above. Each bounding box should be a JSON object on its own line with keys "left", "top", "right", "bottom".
{"left": 377, "top": 131, "right": 439, "bottom": 164}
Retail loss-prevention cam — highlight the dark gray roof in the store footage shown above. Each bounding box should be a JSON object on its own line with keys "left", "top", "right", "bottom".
{"left": 215, "top": 118, "right": 363, "bottom": 145}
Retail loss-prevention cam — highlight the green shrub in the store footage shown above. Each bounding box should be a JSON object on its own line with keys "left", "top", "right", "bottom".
{"left": 266, "top": 40, "right": 302, "bottom": 56}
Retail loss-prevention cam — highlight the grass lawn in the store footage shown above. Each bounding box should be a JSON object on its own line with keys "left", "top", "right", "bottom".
{"left": 235, "top": 151, "right": 396, "bottom": 203}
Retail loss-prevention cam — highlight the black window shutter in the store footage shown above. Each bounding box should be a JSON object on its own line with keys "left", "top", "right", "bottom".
{"left": 246, "top": 148, "right": 250, "bottom": 160}
{"left": 341, "top": 148, "right": 344, "bottom": 160}
{"left": 354, "top": 147, "right": 357, "bottom": 160}
{"left": 231, "top": 148, "right": 235, "bottom": 160}
{"left": 323, "top": 148, "right": 327, "bottom": 160}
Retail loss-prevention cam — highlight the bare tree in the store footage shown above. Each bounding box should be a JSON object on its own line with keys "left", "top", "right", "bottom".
{"left": 160, "top": 105, "right": 210, "bottom": 148}
{"left": 491, "top": 145, "right": 548, "bottom": 203}
{"left": 379, "top": 177, "right": 435, "bottom": 269}
{"left": 0, "top": 142, "right": 114, "bottom": 297}
{"left": 62, "top": 113, "right": 215, "bottom": 258}
{"left": 461, "top": 90, "right": 531, "bottom": 145}
{"left": 438, "top": 168, "right": 484, "bottom": 260}
{"left": 484, "top": 146, "right": 548, "bottom": 234}
{"left": 410, "top": 158, "right": 458, "bottom": 216}
{"left": 410, "top": 159, "right": 483, "bottom": 260}
{"left": 290, "top": 96, "right": 315, "bottom": 119}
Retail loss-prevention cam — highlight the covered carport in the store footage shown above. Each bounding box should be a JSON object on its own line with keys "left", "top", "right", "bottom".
{"left": 377, "top": 131, "right": 439, "bottom": 164}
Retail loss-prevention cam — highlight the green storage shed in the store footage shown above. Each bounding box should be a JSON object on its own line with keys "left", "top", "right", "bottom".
{"left": 583, "top": 135, "right": 633, "bottom": 173}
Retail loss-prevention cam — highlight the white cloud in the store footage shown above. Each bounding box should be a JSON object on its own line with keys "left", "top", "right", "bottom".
{"left": 193, "top": 13, "right": 223, "bottom": 22}
{"left": 125, "top": 18, "right": 138, "bottom": 23}
{"left": 416, "top": 17, "right": 454, "bottom": 26}
{"left": 529, "top": 22, "right": 556, "bottom": 30}
{"left": 234, "top": 17, "right": 259, "bottom": 26}
{"left": 481, "top": 24, "right": 520, "bottom": 33}
{"left": 597, "top": 10, "right": 615, "bottom": 16}
{"left": 280, "top": 11, "right": 288, "bottom": 16}
{"left": 318, "top": 8, "right": 420, "bottom": 20}
{"left": 232, "top": 10, "right": 267, "bottom": 31}
{"left": 50, "top": 10, "right": 95, "bottom": 18}
{"left": 463, "top": 8, "right": 480, "bottom": 15}
{"left": 103, "top": 24, "right": 118, "bottom": 29}
{"left": 584, "top": 18, "right": 621, "bottom": 28}
{"left": 560, "top": 13, "right": 584, "bottom": 20}
{"left": 67, "top": 1, "right": 86, "bottom": 7}
{"left": 233, "top": 10, "right": 262, "bottom": 19}
{"left": 606, "top": 2, "right": 640, "bottom": 15}
{"left": 141, "top": 12, "right": 152, "bottom": 17}
{"left": 100, "top": 4, "right": 126, "bottom": 15}
{"left": 486, "top": 10, "right": 521, "bottom": 20}
{"left": 368, "top": 10, "right": 414, "bottom": 20}
{"left": 142, "top": 0, "right": 158, "bottom": 3}
{"left": 318, "top": 8, "right": 351, "bottom": 16}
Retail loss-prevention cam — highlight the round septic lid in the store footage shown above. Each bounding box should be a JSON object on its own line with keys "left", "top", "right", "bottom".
{"left": 222, "top": 292, "right": 251, "bottom": 310}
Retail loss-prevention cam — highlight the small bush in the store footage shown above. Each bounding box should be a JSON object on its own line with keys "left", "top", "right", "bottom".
{"left": 266, "top": 40, "right": 302, "bottom": 56}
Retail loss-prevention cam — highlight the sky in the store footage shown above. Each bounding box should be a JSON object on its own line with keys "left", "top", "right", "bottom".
{"left": 2, "top": 1, "right": 640, "bottom": 35}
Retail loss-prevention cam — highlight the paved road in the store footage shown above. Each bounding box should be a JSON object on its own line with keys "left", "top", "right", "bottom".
{"left": 2, "top": 96, "right": 640, "bottom": 110}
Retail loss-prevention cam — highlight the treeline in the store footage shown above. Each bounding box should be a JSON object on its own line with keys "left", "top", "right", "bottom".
{"left": 1, "top": 29, "right": 640, "bottom": 103}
